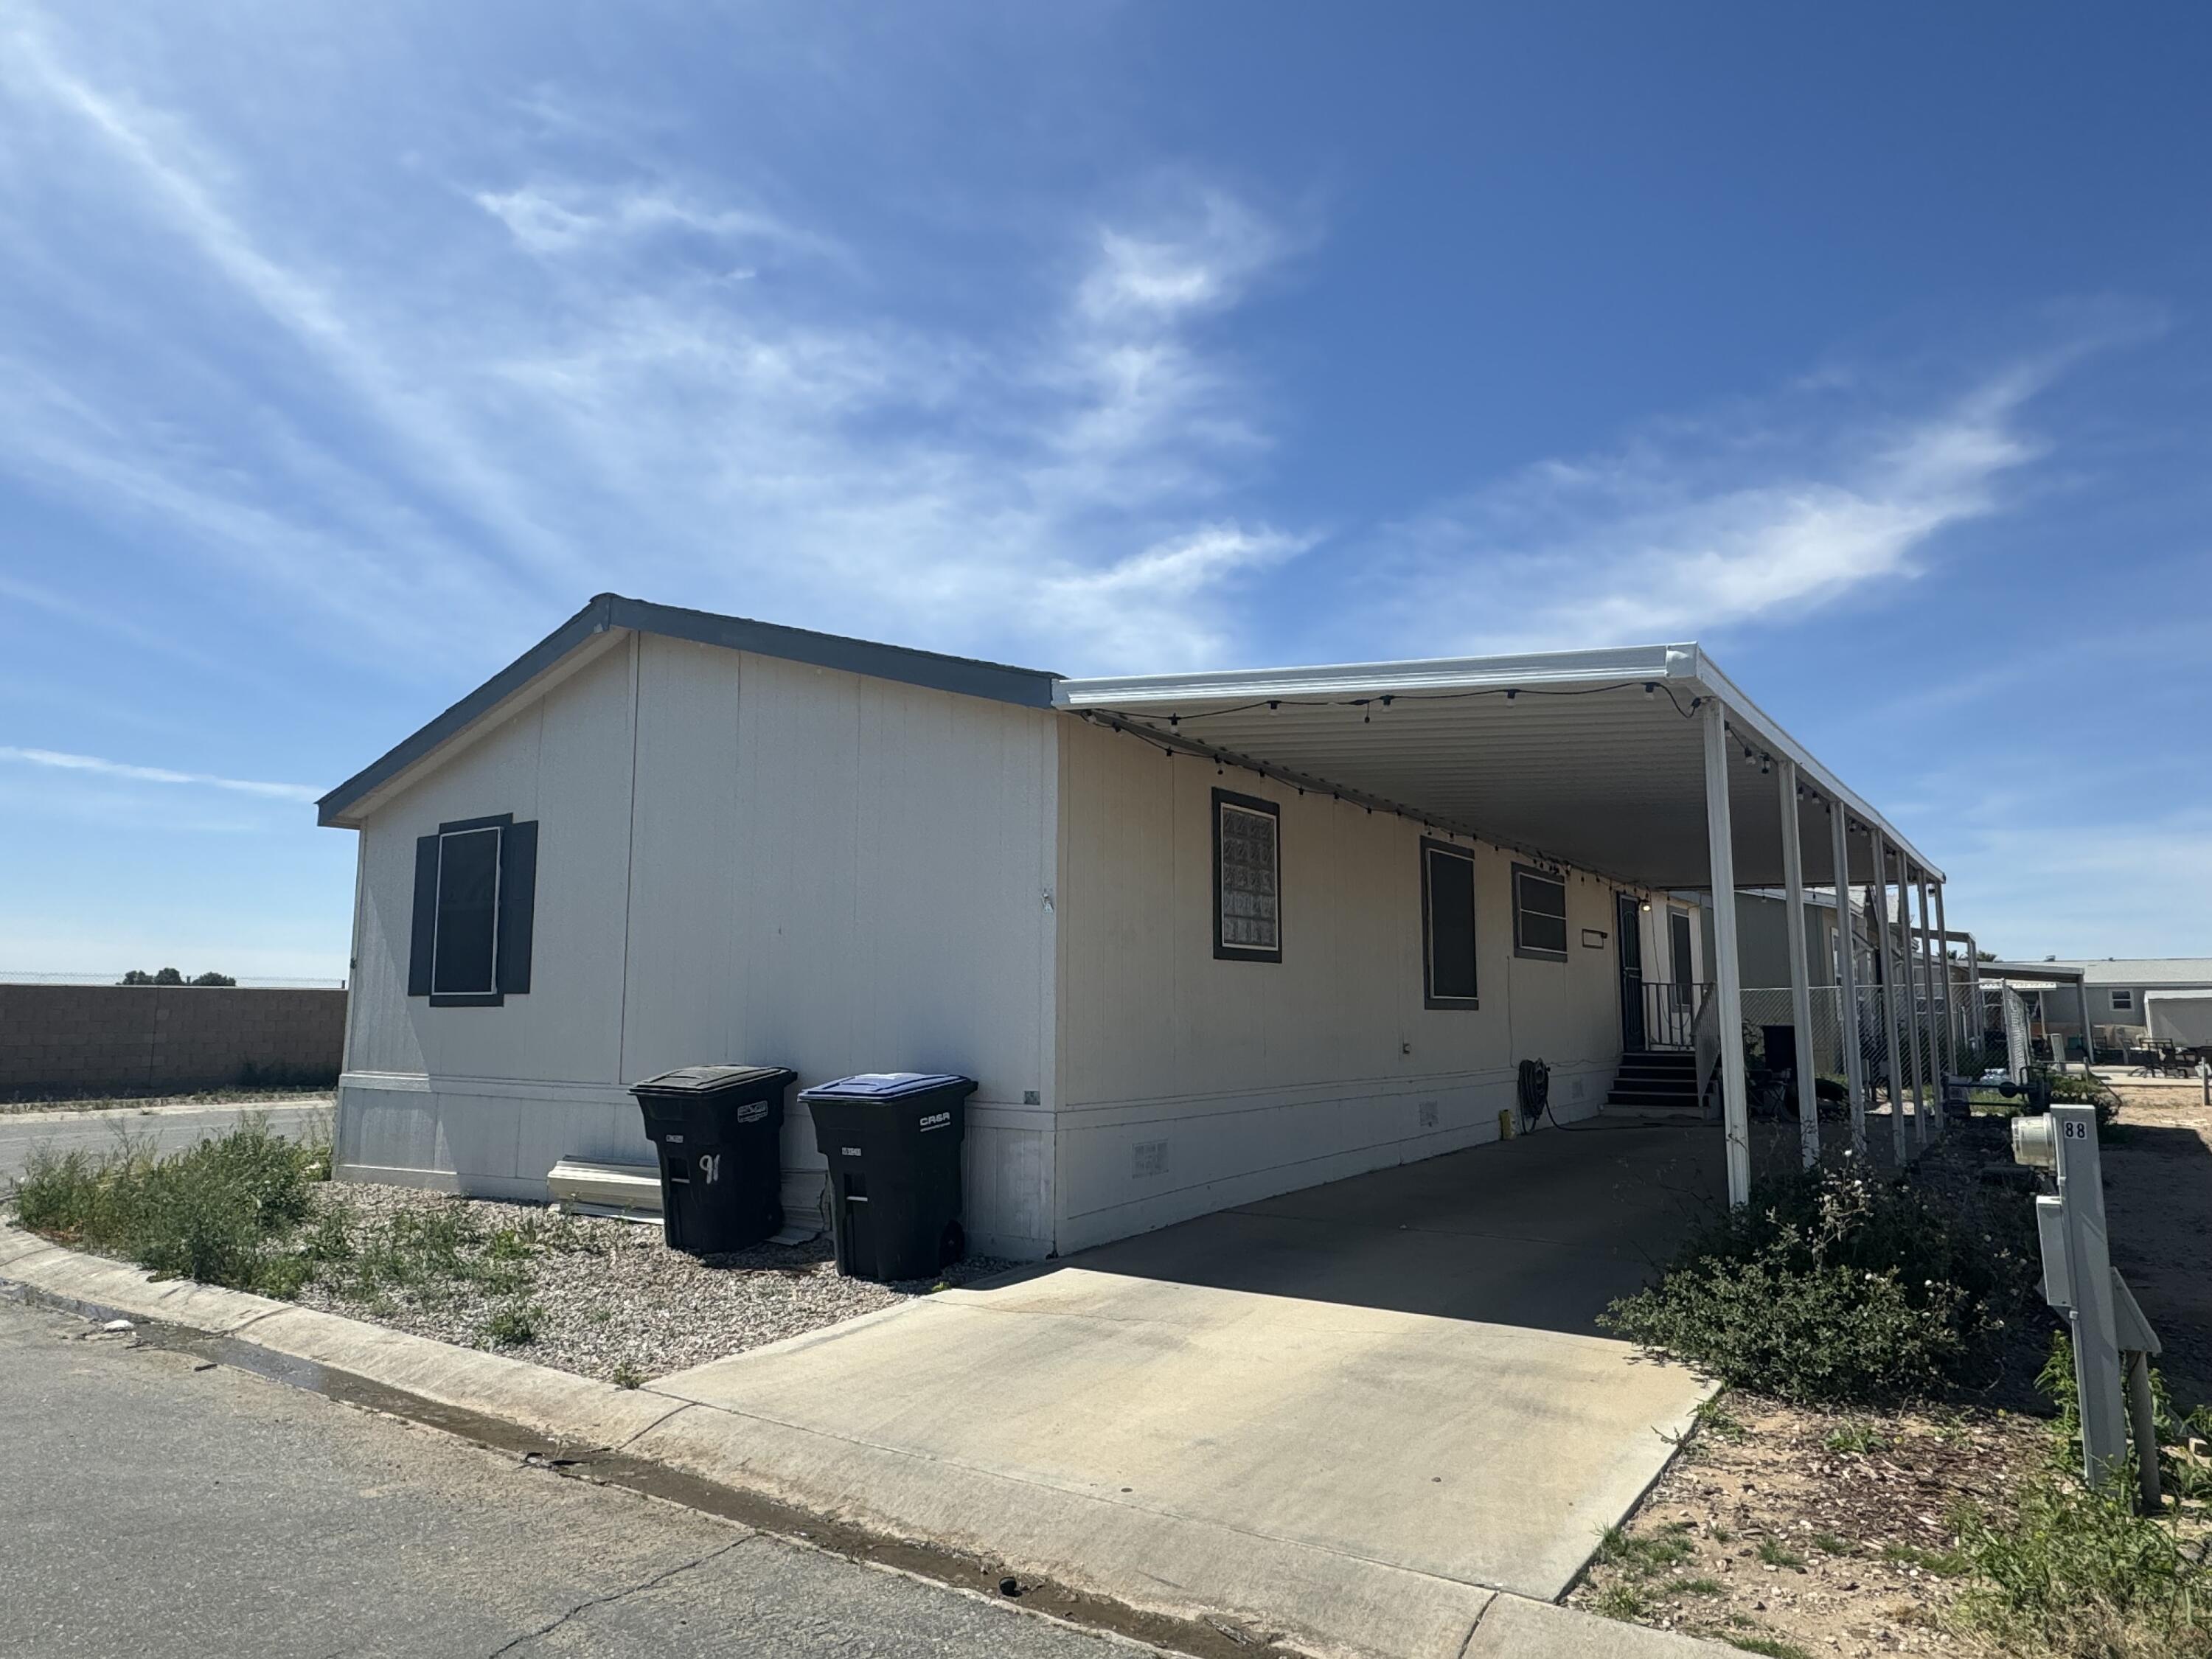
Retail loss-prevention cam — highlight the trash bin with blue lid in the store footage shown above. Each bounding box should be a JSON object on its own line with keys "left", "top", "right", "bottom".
{"left": 630, "top": 1064, "right": 796, "bottom": 1254}
{"left": 800, "top": 1072, "right": 976, "bottom": 1281}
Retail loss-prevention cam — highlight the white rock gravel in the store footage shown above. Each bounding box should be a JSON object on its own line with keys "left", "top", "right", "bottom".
{"left": 296, "top": 1182, "right": 1013, "bottom": 1385}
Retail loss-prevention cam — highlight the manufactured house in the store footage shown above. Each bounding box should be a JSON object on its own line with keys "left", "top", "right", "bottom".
{"left": 1986, "top": 959, "right": 2212, "bottom": 1060}
{"left": 317, "top": 594, "right": 1959, "bottom": 1258}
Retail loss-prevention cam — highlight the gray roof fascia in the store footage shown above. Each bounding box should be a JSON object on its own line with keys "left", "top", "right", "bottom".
{"left": 317, "top": 596, "right": 619, "bottom": 827}
{"left": 1984, "top": 961, "right": 2089, "bottom": 984}
{"left": 318, "top": 594, "right": 1060, "bottom": 827}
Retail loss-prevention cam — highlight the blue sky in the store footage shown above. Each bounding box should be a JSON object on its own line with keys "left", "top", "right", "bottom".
{"left": 3, "top": 4, "right": 2208, "bottom": 978}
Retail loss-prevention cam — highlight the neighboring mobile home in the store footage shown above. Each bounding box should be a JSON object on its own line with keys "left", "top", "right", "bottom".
{"left": 318, "top": 594, "right": 1952, "bottom": 1258}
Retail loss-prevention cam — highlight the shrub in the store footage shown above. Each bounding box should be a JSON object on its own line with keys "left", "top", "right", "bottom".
{"left": 11, "top": 1119, "right": 327, "bottom": 1297}
{"left": 1599, "top": 1164, "right": 2038, "bottom": 1405}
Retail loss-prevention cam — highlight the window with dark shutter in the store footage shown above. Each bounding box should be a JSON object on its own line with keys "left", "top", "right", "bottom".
{"left": 1512, "top": 865, "right": 1568, "bottom": 961}
{"left": 1213, "top": 790, "right": 1281, "bottom": 962}
{"left": 434, "top": 827, "right": 501, "bottom": 995}
{"left": 1422, "top": 840, "right": 1478, "bottom": 1006}
{"left": 408, "top": 813, "right": 538, "bottom": 1006}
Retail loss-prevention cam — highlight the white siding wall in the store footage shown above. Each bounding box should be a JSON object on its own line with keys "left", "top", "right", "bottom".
{"left": 1052, "top": 718, "right": 1635, "bottom": 1254}
{"left": 339, "top": 633, "right": 1060, "bottom": 1259}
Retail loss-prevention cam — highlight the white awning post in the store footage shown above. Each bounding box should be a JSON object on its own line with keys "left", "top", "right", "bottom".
{"left": 1831, "top": 806, "right": 1868, "bottom": 1159}
{"left": 1967, "top": 935, "right": 1984, "bottom": 1063}
{"left": 1916, "top": 876, "right": 1941, "bottom": 1146}
{"left": 1778, "top": 761, "right": 1819, "bottom": 1169}
{"left": 1933, "top": 881, "right": 1955, "bottom": 1085}
{"left": 1703, "top": 703, "right": 1752, "bottom": 1206}
{"left": 1877, "top": 835, "right": 1912, "bottom": 1164}
{"left": 2079, "top": 979, "right": 2098, "bottom": 1072}
{"left": 1911, "top": 876, "right": 1929, "bottom": 1150}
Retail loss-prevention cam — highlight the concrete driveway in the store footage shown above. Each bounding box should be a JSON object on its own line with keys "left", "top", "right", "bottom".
{"left": 645, "top": 1121, "right": 1736, "bottom": 1652}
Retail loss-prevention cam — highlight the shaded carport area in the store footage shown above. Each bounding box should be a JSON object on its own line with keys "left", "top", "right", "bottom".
{"left": 642, "top": 643, "right": 1946, "bottom": 1658}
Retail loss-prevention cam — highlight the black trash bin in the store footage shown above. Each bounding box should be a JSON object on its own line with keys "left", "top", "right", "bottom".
{"left": 631, "top": 1065, "right": 796, "bottom": 1254}
{"left": 801, "top": 1072, "right": 976, "bottom": 1281}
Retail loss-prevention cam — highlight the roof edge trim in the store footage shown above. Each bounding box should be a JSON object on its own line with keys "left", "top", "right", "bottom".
{"left": 1687, "top": 647, "right": 1943, "bottom": 883}
{"left": 1055, "top": 642, "right": 1699, "bottom": 707}
{"left": 318, "top": 594, "right": 1061, "bottom": 827}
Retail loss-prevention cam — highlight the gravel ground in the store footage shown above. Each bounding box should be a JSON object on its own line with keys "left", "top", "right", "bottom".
{"left": 297, "top": 1182, "right": 1014, "bottom": 1385}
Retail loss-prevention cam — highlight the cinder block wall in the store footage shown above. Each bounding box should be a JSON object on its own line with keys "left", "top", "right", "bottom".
{"left": 0, "top": 985, "right": 347, "bottom": 1097}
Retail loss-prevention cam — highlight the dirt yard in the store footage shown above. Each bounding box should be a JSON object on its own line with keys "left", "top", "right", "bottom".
{"left": 1568, "top": 1079, "right": 2212, "bottom": 1658}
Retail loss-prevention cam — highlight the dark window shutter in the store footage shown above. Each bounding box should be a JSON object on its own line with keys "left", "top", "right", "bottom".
{"left": 495, "top": 820, "right": 538, "bottom": 995}
{"left": 408, "top": 835, "right": 439, "bottom": 997}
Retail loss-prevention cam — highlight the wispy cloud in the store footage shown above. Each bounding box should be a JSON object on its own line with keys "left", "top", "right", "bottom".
{"left": 0, "top": 23, "right": 1307, "bottom": 676}
{"left": 1370, "top": 364, "right": 2065, "bottom": 653}
{"left": 0, "top": 746, "right": 321, "bottom": 802}
{"left": 473, "top": 183, "right": 830, "bottom": 264}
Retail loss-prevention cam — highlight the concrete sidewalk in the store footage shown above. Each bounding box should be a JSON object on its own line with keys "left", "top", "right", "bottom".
{"left": 1, "top": 1127, "right": 1731, "bottom": 1658}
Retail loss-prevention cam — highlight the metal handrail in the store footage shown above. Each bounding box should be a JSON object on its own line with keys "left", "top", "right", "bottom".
{"left": 1636, "top": 980, "right": 1711, "bottom": 1051}
{"left": 1691, "top": 984, "right": 1722, "bottom": 1106}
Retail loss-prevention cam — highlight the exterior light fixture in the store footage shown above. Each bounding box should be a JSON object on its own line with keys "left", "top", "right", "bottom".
{"left": 1643, "top": 683, "right": 1656, "bottom": 699}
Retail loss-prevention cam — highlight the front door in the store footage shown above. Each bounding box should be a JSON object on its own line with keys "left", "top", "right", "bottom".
{"left": 1618, "top": 894, "right": 1645, "bottom": 1051}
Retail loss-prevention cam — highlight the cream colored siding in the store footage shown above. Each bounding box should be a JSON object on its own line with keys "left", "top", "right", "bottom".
{"left": 347, "top": 641, "right": 637, "bottom": 1089}
{"left": 1053, "top": 717, "right": 1630, "bottom": 1253}
{"left": 338, "top": 633, "right": 1060, "bottom": 1257}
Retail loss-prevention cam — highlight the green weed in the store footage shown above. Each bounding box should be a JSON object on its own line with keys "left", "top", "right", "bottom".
{"left": 1721, "top": 1637, "right": 1815, "bottom": 1659}
{"left": 478, "top": 1303, "right": 542, "bottom": 1347}
{"left": 1592, "top": 1581, "right": 1649, "bottom": 1621}
{"left": 1822, "top": 1420, "right": 1888, "bottom": 1455}
{"left": 1882, "top": 1541, "right": 1969, "bottom": 1577}
{"left": 12, "top": 1119, "right": 327, "bottom": 1295}
{"left": 1596, "top": 1525, "right": 1696, "bottom": 1576}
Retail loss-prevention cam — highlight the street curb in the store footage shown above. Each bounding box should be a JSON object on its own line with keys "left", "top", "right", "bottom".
{"left": 0, "top": 1220, "right": 1731, "bottom": 1659}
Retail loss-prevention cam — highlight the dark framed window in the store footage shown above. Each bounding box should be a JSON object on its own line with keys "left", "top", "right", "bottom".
{"left": 2112, "top": 989, "right": 2133, "bottom": 1012}
{"left": 1212, "top": 789, "right": 1281, "bottom": 962}
{"left": 408, "top": 813, "right": 538, "bottom": 1006}
{"left": 1512, "top": 864, "right": 1568, "bottom": 961}
{"left": 1420, "top": 838, "right": 1478, "bottom": 1008}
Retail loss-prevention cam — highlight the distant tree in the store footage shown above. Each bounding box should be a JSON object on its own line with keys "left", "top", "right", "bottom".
{"left": 189, "top": 972, "right": 237, "bottom": 987}
{"left": 117, "top": 970, "right": 154, "bottom": 985}
{"left": 118, "top": 967, "right": 189, "bottom": 985}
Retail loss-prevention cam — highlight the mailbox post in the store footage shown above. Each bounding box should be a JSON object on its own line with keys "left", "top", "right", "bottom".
{"left": 2013, "top": 1103, "right": 2127, "bottom": 1489}
{"left": 2012, "top": 1100, "right": 2163, "bottom": 1506}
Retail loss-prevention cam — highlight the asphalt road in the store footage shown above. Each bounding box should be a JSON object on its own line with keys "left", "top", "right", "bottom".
{"left": 0, "top": 1100, "right": 330, "bottom": 1184}
{"left": 0, "top": 1296, "right": 1128, "bottom": 1658}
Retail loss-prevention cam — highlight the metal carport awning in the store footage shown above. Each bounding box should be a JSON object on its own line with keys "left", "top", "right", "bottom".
{"left": 1058, "top": 639, "right": 1956, "bottom": 1206}
{"left": 1055, "top": 641, "right": 1938, "bottom": 891}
